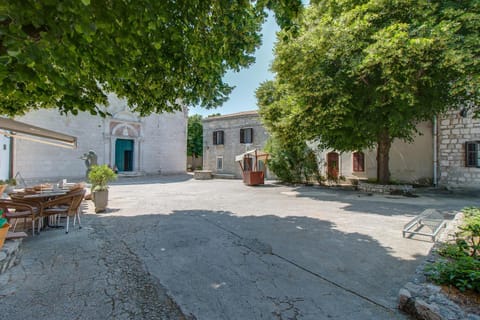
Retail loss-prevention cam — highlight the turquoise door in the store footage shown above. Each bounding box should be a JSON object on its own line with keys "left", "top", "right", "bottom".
{"left": 115, "top": 139, "right": 134, "bottom": 172}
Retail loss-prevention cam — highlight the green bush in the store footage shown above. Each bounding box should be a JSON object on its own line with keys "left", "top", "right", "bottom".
{"left": 426, "top": 256, "right": 480, "bottom": 292}
{"left": 88, "top": 164, "right": 117, "bottom": 191}
{"left": 426, "top": 207, "right": 480, "bottom": 292}
{"left": 266, "top": 138, "right": 324, "bottom": 185}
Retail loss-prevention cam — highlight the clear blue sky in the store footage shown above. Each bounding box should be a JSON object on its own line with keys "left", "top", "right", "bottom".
{"left": 189, "top": 14, "right": 279, "bottom": 117}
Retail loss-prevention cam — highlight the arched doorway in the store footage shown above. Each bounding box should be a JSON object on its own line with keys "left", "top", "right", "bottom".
{"left": 327, "top": 152, "right": 339, "bottom": 180}
{"left": 115, "top": 139, "right": 134, "bottom": 172}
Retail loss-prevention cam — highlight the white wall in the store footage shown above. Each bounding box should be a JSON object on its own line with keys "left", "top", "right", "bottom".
{"left": 13, "top": 97, "right": 187, "bottom": 181}
{"left": 0, "top": 135, "right": 10, "bottom": 180}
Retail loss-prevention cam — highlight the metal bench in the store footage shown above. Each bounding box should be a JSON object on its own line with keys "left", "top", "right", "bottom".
{"left": 403, "top": 209, "right": 446, "bottom": 242}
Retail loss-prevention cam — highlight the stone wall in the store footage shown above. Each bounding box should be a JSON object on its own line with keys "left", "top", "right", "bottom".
{"left": 357, "top": 181, "right": 413, "bottom": 194}
{"left": 11, "top": 94, "right": 187, "bottom": 181}
{"left": 202, "top": 111, "right": 269, "bottom": 179}
{"left": 438, "top": 109, "right": 480, "bottom": 189}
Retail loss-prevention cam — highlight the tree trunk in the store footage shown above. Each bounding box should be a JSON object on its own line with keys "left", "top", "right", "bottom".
{"left": 376, "top": 129, "right": 391, "bottom": 184}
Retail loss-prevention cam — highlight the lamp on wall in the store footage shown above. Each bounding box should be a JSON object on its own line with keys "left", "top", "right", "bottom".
{"left": 460, "top": 108, "right": 468, "bottom": 118}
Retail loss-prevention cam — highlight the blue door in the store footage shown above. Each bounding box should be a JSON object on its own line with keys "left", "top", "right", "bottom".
{"left": 115, "top": 139, "right": 134, "bottom": 172}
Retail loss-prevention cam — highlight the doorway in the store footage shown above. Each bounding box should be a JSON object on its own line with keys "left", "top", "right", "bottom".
{"left": 327, "top": 152, "right": 339, "bottom": 180}
{"left": 115, "top": 139, "right": 134, "bottom": 172}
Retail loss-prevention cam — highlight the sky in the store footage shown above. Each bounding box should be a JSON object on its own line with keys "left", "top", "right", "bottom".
{"left": 189, "top": 14, "right": 279, "bottom": 117}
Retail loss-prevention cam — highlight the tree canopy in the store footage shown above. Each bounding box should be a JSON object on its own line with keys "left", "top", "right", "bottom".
{"left": 187, "top": 114, "right": 203, "bottom": 159}
{"left": 0, "top": 0, "right": 302, "bottom": 117}
{"left": 258, "top": 0, "right": 480, "bottom": 183}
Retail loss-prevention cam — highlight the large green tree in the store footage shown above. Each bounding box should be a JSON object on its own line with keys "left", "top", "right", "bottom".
{"left": 0, "top": 0, "right": 301, "bottom": 117}
{"left": 187, "top": 114, "right": 203, "bottom": 162}
{"left": 259, "top": 0, "right": 479, "bottom": 183}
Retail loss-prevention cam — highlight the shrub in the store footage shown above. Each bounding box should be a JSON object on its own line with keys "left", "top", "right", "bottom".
{"left": 426, "top": 207, "right": 480, "bottom": 292}
{"left": 426, "top": 256, "right": 480, "bottom": 292}
{"left": 88, "top": 165, "right": 117, "bottom": 191}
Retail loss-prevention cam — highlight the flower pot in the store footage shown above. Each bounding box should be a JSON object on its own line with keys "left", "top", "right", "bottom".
{"left": 93, "top": 189, "right": 108, "bottom": 213}
{"left": 0, "top": 223, "right": 10, "bottom": 249}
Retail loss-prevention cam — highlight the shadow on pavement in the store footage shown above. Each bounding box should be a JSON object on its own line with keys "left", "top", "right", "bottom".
{"left": 92, "top": 209, "right": 424, "bottom": 319}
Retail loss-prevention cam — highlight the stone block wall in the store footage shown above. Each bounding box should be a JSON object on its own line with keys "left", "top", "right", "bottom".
{"left": 438, "top": 109, "right": 480, "bottom": 189}
{"left": 202, "top": 111, "right": 269, "bottom": 178}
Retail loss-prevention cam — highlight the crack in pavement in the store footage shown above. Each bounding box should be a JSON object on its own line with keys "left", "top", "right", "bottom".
{"left": 199, "top": 214, "right": 398, "bottom": 316}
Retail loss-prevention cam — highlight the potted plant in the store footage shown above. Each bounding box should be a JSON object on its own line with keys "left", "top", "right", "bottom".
{"left": 0, "top": 216, "right": 10, "bottom": 249}
{"left": 88, "top": 164, "right": 117, "bottom": 213}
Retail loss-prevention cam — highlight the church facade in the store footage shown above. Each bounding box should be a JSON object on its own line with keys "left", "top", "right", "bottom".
{"left": 9, "top": 94, "right": 187, "bottom": 182}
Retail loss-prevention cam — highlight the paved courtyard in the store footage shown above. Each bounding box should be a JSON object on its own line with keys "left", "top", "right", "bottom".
{"left": 1, "top": 175, "right": 479, "bottom": 319}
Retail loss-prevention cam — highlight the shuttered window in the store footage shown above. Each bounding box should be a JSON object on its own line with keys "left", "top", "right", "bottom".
{"left": 353, "top": 152, "right": 365, "bottom": 172}
{"left": 213, "top": 130, "right": 224, "bottom": 145}
{"left": 240, "top": 128, "right": 253, "bottom": 144}
{"left": 465, "top": 142, "right": 480, "bottom": 167}
{"left": 216, "top": 156, "right": 223, "bottom": 170}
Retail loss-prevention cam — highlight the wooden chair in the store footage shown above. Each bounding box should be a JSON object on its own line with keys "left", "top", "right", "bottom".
{"left": 40, "top": 188, "right": 86, "bottom": 234}
{"left": 0, "top": 199, "right": 40, "bottom": 236}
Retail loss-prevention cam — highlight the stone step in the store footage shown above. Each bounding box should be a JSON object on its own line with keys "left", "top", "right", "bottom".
{"left": 213, "top": 173, "right": 236, "bottom": 179}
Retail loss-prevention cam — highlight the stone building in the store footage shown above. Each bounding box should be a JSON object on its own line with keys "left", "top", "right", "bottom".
{"left": 438, "top": 109, "right": 480, "bottom": 189}
{"left": 202, "top": 111, "right": 269, "bottom": 178}
{"left": 5, "top": 94, "right": 187, "bottom": 182}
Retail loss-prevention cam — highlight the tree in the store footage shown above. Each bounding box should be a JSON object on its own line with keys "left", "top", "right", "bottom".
{"left": 260, "top": 0, "right": 480, "bottom": 184}
{"left": 0, "top": 1, "right": 302, "bottom": 117}
{"left": 257, "top": 80, "right": 323, "bottom": 184}
{"left": 187, "top": 114, "right": 203, "bottom": 162}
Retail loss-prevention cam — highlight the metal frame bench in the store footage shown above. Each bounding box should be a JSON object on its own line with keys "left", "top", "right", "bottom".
{"left": 403, "top": 209, "right": 446, "bottom": 242}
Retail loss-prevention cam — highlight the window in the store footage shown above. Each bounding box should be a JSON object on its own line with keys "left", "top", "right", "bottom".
{"left": 353, "top": 152, "right": 365, "bottom": 172}
{"left": 213, "top": 130, "right": 224, "bottom": 145}
{"left": 216, "top": 156, "right": 223, "bottom": 170}
{"left": 240, "top": 128, "right": 253, "bottom": 144}
{"left": 466, "top": 141, "right": 480, "bottom": 167}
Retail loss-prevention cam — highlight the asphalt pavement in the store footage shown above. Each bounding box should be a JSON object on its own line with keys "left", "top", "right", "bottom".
{"left": 1, "top": 175, "right": 478, "bottom": 319}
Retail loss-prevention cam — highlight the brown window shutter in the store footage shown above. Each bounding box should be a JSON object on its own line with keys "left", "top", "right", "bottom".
{"left": 213, "top": 131, "right": 217, "bottom": 145}
{"left": 240, "top": 129, "right": 245, "bottom": 143}
{"left": 359, "top": 152, "right": 364, "bottom": 171}
{"left": 353, "top": 152, "right": 365, "bottom": 172}
{"left": 250, "top": 128, "right": 254, "bottom": 143}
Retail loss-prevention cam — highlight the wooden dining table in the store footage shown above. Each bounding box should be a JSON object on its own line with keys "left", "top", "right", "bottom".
{"left": 9, "top": 189, "right": 69, "bottom": 230}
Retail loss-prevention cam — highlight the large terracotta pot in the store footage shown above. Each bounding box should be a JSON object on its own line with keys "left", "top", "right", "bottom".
{"left": 93, "top": 190, "right": 109, "bottom": 213}
{"left": 0, "top": 223, "right": 10, "bottom": 249}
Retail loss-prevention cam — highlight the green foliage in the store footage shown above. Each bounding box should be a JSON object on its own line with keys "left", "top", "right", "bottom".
{"left": 426, "top": 256, "right": 480, "bottom": 292}
{"left": 88, "top": 164, "right": 117, "bottom": 191}
{"left": 426, "top": 207, "right": 480, "bottom": 292}
{"left": 264, "top": 138, "right": 323, "bottom": 185}
{"left": 187, "top": 115, "right": 203, "bottom": 158}
{"left": 0, "top": 1, "right": 302, "bottom": 117}
{"left": 459, "top": 208, "right": 480, "bottom": 257}
{"left": 0, "top": 178, "right": 16, "bottom": 186}
{"left": 259, "top": 0, "right": 480, "bottom": 183}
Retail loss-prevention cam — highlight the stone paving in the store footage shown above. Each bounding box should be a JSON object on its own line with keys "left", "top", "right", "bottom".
{"left": 0, "top": 175, "right": 479, "bottom": 319}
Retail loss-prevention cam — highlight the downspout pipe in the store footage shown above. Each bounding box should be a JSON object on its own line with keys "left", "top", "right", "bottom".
{"left": 433, "top": 115, "right": 438, "bottom": 187}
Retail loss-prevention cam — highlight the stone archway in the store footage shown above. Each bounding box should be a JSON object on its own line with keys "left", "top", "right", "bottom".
{"left": 109, "top": 119, "right": 142, "bottom": 173}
